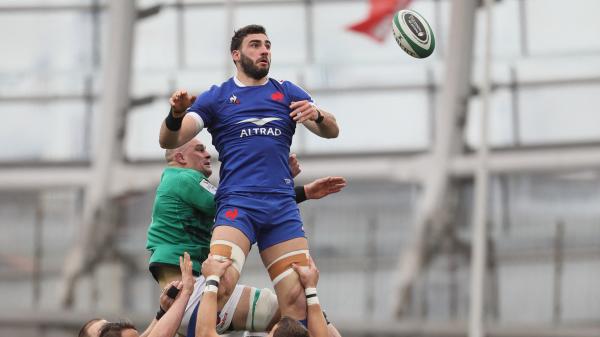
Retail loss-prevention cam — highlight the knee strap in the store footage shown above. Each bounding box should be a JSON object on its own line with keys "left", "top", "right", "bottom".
{"left": 210, "top": 240, "right": 246, "bottom": 274}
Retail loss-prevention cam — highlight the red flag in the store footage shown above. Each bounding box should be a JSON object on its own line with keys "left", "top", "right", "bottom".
{"left": 348, "top": 0, "right": 412, "bottom": 42}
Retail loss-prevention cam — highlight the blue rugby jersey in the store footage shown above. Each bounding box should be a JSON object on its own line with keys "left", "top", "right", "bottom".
{"left": 187, "top": 77, "right": 313, "bottom": 199}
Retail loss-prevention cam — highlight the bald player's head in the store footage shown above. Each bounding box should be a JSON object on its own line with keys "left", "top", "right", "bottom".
{"left": 165, "top": 138, "right": 212, "bottom": 177}
{"left": 78, "top": 319, "right": 108, "bottom": 337}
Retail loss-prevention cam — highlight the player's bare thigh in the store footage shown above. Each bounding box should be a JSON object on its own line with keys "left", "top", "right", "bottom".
{"left": 156, "top": 264, "right": 182, "bottom": 290}
{"left": 210, "top": 225, "right": 251, "bottom": 305}
{"left": 260, "top": 237, "right": 309, "bottom": 319}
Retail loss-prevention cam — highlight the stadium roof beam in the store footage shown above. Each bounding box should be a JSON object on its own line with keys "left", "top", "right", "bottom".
{"left": 2, "top": 144, "right": 600, "bottom": 190}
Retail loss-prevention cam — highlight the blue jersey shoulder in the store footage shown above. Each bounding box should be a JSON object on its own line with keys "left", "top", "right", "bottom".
{"left": 273, "top": 79, "right": 314, "bottom": 104}
{"left": 187, "top": 79, "right": 236, "bottom": 126}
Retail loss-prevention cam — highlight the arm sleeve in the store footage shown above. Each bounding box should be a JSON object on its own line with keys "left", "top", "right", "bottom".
{"left": 285, "top": 81, "right": 315, "bottom": 104}
{"left": 187, "top": 87, "right": 217, "bottom": 128}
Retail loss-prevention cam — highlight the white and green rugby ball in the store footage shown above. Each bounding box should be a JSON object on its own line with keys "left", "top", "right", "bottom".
{"left": 392, "top": 9, "right": 435, "bottom": 58}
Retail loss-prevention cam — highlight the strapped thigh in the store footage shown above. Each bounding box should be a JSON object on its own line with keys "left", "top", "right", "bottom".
{"left": 210, "top": 240, "right": 246, "bottom": 274}
{"left": 266, "top": 250, "right": 309, "bottom": 286}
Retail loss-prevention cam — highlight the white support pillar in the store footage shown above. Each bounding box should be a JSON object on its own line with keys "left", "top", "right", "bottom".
{"left": 394, "top": 0, "right": 478, "bottom": 317}
{"left": 469, "top": 1, "right": 494, "bottom": 336}
{"left": 59, "top": 0, "right": 137, "bottom": 308}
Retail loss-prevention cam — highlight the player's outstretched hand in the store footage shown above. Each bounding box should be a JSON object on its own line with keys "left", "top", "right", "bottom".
{"left": 288, "top": 153, "right": 301, "bottom": 178}
{"left": 201, "top": 254, "right": 232, "bottom": 278}
{"left": 305, "top": 176, "right": 346, "bottom": 200}
{"left": 159, "top": 280, "right": 182, "bottom": 311}
{"left": 179, "top": 252, "right": 195, "bottom": 295}
{"left": 169, "top": 90, "right": 196, "bottom": 117}
{"left": 290, "top": 100, "right": 318, "bottom": 124}
{"left": 292, "top": 255, "right": 319, "bottom": 289}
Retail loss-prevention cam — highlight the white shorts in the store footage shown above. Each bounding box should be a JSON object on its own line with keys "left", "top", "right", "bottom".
{"left": 181, "top": 275, "right": 245, "bottom": 336}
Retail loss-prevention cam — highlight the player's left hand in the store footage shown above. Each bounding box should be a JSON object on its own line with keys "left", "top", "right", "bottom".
{"left": 179, "top": 252, "right": 195, "bottom": 295}
{"left": 305, "top": 176, "right": 347, "bottom": 200}
{"left": 288, "top": 153, "right": 301, "bottom": 178}
{"left": 159, "top": 280, "right": 181, "bottom": 311}
{"left": 292, "top": 255, "right": 319, "bottom": 289}
{"left": 290, "top": 100, "right": 319, "bottom": 123}
{"left": 201, "top": 254, "right": 232, "bottom": 278}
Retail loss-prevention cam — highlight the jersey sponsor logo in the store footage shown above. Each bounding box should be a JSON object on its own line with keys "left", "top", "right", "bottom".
{"left": 239, "top": 127, "right": 282, "bottom": 138}
{"left": 229, "top": 94, "right": 240, "bottom": 104}
{"left": 237, "top": 117, "right": 281, "bottom": 126}
{"left": 284, "top": 178, "right": 291, "bottom": 185}
{"left": 236, "top": 117, "right": 283, "bottom": 138}
{"left": 199, "top": 179, "right": 217, "bottom": 195}
{"left": 225, "top": 208, "right": 239, "bottom": 220}
{"left": 271, "top": 91, "right": 284, "bottom": 101}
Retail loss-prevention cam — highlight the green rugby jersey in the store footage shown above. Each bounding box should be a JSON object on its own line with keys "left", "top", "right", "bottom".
{"left": 146, "top": 167, "right": 217, "bottom": 274}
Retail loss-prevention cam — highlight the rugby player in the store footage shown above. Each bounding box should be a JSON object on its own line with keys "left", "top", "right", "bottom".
{"left": 146, "top": 138, "right": 344, "bottom": 335}
{"left": 158, "top": 24, "right": 339, "bottom": 329}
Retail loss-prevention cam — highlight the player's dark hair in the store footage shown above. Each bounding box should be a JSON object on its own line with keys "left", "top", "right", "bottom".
{"left": 230, "top": 24, "right": 267, "bottom": 52}
{"left": 272, "top": 316, "right": 309, "bottom": 337}
{"left": 98, "top": 321, "right": 136, "bottom": 337}
{"left": 78, "top": 318, "right": 104, "bottom": 337}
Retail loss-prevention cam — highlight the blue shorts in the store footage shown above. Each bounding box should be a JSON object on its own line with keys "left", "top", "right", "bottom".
{"left": 214, "top": 193, "right": 305, "bottom": 251}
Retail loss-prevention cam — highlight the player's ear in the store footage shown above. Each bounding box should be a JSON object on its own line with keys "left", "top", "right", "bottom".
{"left": 232, "top": 50, "right": 240, "bottom": 62}
{"left": 174, "top": 152, "right": 186, "bottom": 165}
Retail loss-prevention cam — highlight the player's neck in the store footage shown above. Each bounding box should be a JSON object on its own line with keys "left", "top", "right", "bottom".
{"left": 234, "top": 72, "right": 268, "bottom": 87}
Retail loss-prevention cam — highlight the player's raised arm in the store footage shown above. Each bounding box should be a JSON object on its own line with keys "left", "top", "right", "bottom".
{"left": 146, "top": 252, "right": 194, "bottom": 337}
{"left": 289, "top": 100, "right": 339, "bottom": 139}
{"left": 159, "top": 90, "right": 203, "bottom": 149}
{"left": 196, "top": 255, "right": 232, "bottom": 337}
{"left": 139, "top": 281, "right": 180, "bottom": 337}
{"left": 291, "top": 256, "right": 329, "bottom": 337}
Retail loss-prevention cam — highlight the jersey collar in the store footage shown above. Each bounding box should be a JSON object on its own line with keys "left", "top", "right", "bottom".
{"left": 233, "top": 75, "right": 269, "bottom": 87}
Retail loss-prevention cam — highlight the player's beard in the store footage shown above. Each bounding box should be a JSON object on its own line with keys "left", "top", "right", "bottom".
{"left": 240, "top": 52, "right": 269, "bottom": 80}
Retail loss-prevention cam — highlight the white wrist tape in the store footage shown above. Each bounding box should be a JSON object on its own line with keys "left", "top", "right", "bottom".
{"left": 305, "top": 288, "right": 317, "bottom": 296}
{"left": 204, "top": 284, "right": 218, "bottom": 293}
{"left": 305, "top": 287, "right": 319, "bottom": 306}
{"left": 206, "top": 275, "right": 220, "bottom": 283}
{"left": 204, "top": 275, "right": 220, "bottom": 294}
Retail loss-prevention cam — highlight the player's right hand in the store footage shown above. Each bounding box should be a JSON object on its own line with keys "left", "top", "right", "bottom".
{"left": 179, "top": 252, "right": 195, "bottom": 295}
{"left": 288, "top": 153, "right": 301, "bottom": 178}
{"left": 169, "top": 90, "right": 196, "bottom": 118}
{"left": 201, "top": 254, "right": 232, "bottom": 278}
{"left": 292, "top": 255, "right": 319, "bottom": 289}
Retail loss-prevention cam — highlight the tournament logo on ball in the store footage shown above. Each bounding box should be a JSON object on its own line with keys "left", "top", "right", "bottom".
{"left": 392, "top": 9, "right": 435, "bottom": 59}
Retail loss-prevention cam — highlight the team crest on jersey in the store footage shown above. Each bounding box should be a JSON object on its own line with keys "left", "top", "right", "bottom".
{"left": 224, "top": 208, "right": 239, "bottom": 221}
{"left": 229, "top": 94, "right": 240, "bottom": 104}
{"left": 271, "top": 91, "right": 284, "bottom": 102}
{"left": 199, "top": 179, "right": 217, "bottom": 195}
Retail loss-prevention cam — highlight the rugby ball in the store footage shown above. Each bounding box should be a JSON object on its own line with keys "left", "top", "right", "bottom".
{"left": 392, "top": 9, "right": 435, "bottom": 58}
